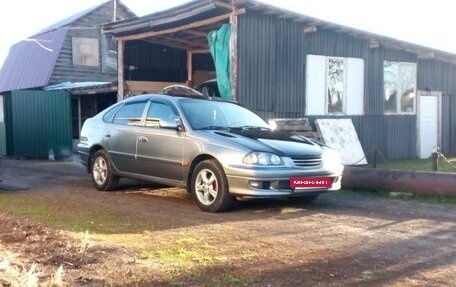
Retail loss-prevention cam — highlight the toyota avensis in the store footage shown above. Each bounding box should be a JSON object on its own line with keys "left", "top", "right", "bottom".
{"left": 78, "top": 92, "right": 343, "bottom": 212}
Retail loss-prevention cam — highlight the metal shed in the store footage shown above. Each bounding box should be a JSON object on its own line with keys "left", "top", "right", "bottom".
{"left": 3, "top": 90, "right": 72, "bottom": 158}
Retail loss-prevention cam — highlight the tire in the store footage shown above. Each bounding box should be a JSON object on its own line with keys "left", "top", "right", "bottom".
{"left": 190, "top": 160, "right": 234, "bottom": 212}
{"left": 91, "top": 150, "right": 119, "bottom": 191}
{"left": 290, "top": 195, "right": 319, "bottom": 204}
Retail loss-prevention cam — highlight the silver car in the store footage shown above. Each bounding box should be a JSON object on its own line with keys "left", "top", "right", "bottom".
{"left": 77, "top": 93, "right": 343, "bottom": 212}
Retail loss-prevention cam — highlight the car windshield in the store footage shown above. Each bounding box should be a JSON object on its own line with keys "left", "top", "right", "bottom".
{"left": 180, "top": 99, "right": 270, "bottom": 130}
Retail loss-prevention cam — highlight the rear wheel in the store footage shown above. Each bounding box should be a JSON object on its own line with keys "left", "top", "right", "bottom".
{"left": 190, "top": 160, "right": 234, "bottom": 212}
{"left": 91, "top": 150, "right": 119, "bottom": 191}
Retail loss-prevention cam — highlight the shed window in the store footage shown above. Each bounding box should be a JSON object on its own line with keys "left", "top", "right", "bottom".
{"left": 306, "top": 55, "right": 364, "bottom": 115}
{"left": 72, "top": 37, "right": 99, "bottom": 66}
{"left": 384, "top": 61, "right": 416, "bottom": 114}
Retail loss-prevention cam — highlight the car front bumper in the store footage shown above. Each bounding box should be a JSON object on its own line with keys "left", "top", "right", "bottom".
{"left": 224, "top": 165, "right": 343, "bottom": 198}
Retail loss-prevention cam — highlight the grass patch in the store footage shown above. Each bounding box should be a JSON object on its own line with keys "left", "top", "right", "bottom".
{"left": 0, "top": 193, "right": 154, "bottom": 233}
{"left": 0, "top": 193, "right": 245, "bottom": 284}
{"left": 375, "top": 157, "right": 456, "bottom": 172}
{"left": 341, "top": 189, "right": 456, "bottom": 205}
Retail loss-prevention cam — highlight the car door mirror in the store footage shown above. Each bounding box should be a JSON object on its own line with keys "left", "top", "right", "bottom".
{"left": 159, "top": 118, "right": 184, "bottom": 131}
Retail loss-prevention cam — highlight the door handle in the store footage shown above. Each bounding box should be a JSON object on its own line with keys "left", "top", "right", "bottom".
{"left": 138, "top": 136, "right": 148, "bottom": 143}
{"left": 105, "top": 133, "right": 111, "bottom": 138}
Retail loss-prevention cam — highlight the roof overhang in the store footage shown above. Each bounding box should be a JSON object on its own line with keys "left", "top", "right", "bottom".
{"left": 44, "top": 81, "right": 117, "bottom": 95}
{"left": 102, "top": 0, "right": 456, "bottom": 64}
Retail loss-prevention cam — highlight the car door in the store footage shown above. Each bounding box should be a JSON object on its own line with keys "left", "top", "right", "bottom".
{"left": 136, "top": 100, "right": 186, "bottom": 182}
{"left": 105, "top": 100, "right": 147, "bottom": 173}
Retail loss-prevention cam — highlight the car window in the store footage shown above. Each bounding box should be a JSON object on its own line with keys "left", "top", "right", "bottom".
{"left": 102, "top": 104, "right": 121, "bottom": 123}
{"left": 112, "top": 101, "right": 147, "bottom": 126}
{"left": 180, "top": 99, "right": 269, "bottom": 130}
{"left": 145, "top": 102, "right": 178, "bottom": 128}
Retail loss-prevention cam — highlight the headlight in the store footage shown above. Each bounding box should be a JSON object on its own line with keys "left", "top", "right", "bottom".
{"left": 322, "top": 147, "right": 343, "bottom": 170}
{"left": 243, "top": 152, "right": 283, "bottom": 165}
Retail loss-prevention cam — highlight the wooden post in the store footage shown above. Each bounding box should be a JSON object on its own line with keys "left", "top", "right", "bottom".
{"left": 187, "top": 51, "right": 193, "bottom": 87}
{"left": 117, "top": 39, "right": 125, "bottom": 102}
{"left": 229, "top": 14, "right": 238, "bottom": 100}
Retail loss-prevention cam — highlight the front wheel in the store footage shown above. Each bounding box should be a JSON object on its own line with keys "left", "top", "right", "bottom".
{"left": 91, "top": 150, "right": 119, "bottom": 191}
{"left": 190, "top": 160, "right": 234, "bottom": 212}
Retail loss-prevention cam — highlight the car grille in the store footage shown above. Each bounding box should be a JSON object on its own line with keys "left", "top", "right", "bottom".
{"left": 291, "top": 156, "right": 322, "bottom": 167}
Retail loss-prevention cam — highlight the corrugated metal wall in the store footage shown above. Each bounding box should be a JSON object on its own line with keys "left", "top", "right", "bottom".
{"left": 305, "top": 115, "right": 416, "bottom": 161}
{"left": 417, "top": 60, "right": 456, "bottom": 155}
{"left": 237, "top": 12, "right": 422, "bottom": 160}
{"left": 441, "top": 94, "right": 456, "bottom": 155}
{"left": 7, "top": 90, "right": 72, "bottom": 158}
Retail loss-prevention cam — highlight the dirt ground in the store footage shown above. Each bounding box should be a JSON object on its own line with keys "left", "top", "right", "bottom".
{"left": 0, "top": 156, "right": 455, "bottom": 286}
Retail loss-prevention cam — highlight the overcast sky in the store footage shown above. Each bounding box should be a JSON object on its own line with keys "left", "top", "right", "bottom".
{"left": 1, "top": 0, "right": 455, "bottom": 67}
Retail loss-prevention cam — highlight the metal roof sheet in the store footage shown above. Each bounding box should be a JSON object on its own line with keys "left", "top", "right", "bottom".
{"left": 0, "top": 28, "right": 68, "bottom": 93}
{"left": 44, "top": 81, "right": 113, "bottom": 91}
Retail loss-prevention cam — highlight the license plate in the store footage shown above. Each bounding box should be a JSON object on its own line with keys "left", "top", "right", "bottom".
{"left": 290, "top": 177, "right": 332, "bottom": 189}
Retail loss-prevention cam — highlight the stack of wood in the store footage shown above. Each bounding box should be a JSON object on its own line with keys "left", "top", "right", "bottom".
{"left": 271, "top": 118, "right": 322, "bottom": 142}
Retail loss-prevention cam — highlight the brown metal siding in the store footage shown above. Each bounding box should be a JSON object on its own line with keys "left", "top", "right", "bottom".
{"left": 9, "top": 90, "right": 72, "bottom": 158}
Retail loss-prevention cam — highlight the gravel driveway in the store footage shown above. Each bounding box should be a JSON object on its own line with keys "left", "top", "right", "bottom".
{"left": 0, "top": 156, "right": 455, "bottom": 286}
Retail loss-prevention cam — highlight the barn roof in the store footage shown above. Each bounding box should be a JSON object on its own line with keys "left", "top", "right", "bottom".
{"left": 103, "top": 0, "right": 456, "bottom": 64}
{"left": 0, "top": 28, "right": 67, "bottom": 93}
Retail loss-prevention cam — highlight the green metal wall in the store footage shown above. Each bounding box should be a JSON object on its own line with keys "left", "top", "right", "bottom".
{"left": 7, "top": 90, "right": 72, "bottom": 158}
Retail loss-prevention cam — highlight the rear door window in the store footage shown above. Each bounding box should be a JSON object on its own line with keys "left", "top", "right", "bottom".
{"left": 112, "top": 101, "right": 147, "bottom": 126}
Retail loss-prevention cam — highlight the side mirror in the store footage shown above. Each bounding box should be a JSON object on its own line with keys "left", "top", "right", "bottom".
{"left": 159, "top": 118, "right": 184, "bottom": 131}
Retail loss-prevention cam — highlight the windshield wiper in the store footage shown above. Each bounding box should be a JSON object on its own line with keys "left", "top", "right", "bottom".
{"left": 198, "top": 126, "right": 229, "bottom": 130}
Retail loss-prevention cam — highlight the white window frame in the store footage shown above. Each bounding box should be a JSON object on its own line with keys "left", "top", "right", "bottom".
{"left": 383, "top": 61, "right": 417, "bottom": 115}
{"left": 306, "top": 55, "right": 364, "bottom": 116}
{"left": 72, "top": 37, "right": 99, "bottom": 67}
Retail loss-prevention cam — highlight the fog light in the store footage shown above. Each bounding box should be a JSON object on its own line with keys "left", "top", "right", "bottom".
{"left": 249, "top": 181, "right": 262, "bottom": 188}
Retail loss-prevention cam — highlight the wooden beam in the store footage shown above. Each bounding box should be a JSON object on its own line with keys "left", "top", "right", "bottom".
{"left": 119, "top": 9, "right": 245, "bottom": 41}
{"left": 117, "top": 39, "right": 125, "bottom": 101}
{"left": 185, "top": 29, "right": 209, "bottom": 37}
{"left": 230, "top": 13, "right": 238, "bottom": 100}
{"left": 187, "top": 51, "right": 193, "bottom": 87}
{"left": 189, "top": 49, "right": 211, "bottom": 54}
{"left": 145, "top": 38, "right": 207, "bottom": 52}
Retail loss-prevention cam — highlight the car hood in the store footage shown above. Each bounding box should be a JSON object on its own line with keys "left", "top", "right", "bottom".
{"left": 202, "top": 129, "right": 324, "bottom": 157}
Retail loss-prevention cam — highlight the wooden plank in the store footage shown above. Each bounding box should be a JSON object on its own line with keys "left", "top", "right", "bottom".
{"left": 117, "top": 39, "right": 125, "bottom": 102}
{"left": 119, "top": 9, "right": 246, "bottom": 41}
{"left": 187, "top": 51, "right": 193, "bottom": 87}
{"left": 271, "top": 118, "right": 313, "bottom": 131}
{"left": 230, "top": 14, "right": 238, "bottom": 100}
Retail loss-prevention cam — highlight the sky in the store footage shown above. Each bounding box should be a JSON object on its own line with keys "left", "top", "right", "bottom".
{"left": 1, "top": 0, "right": 456, "bottom": 68}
